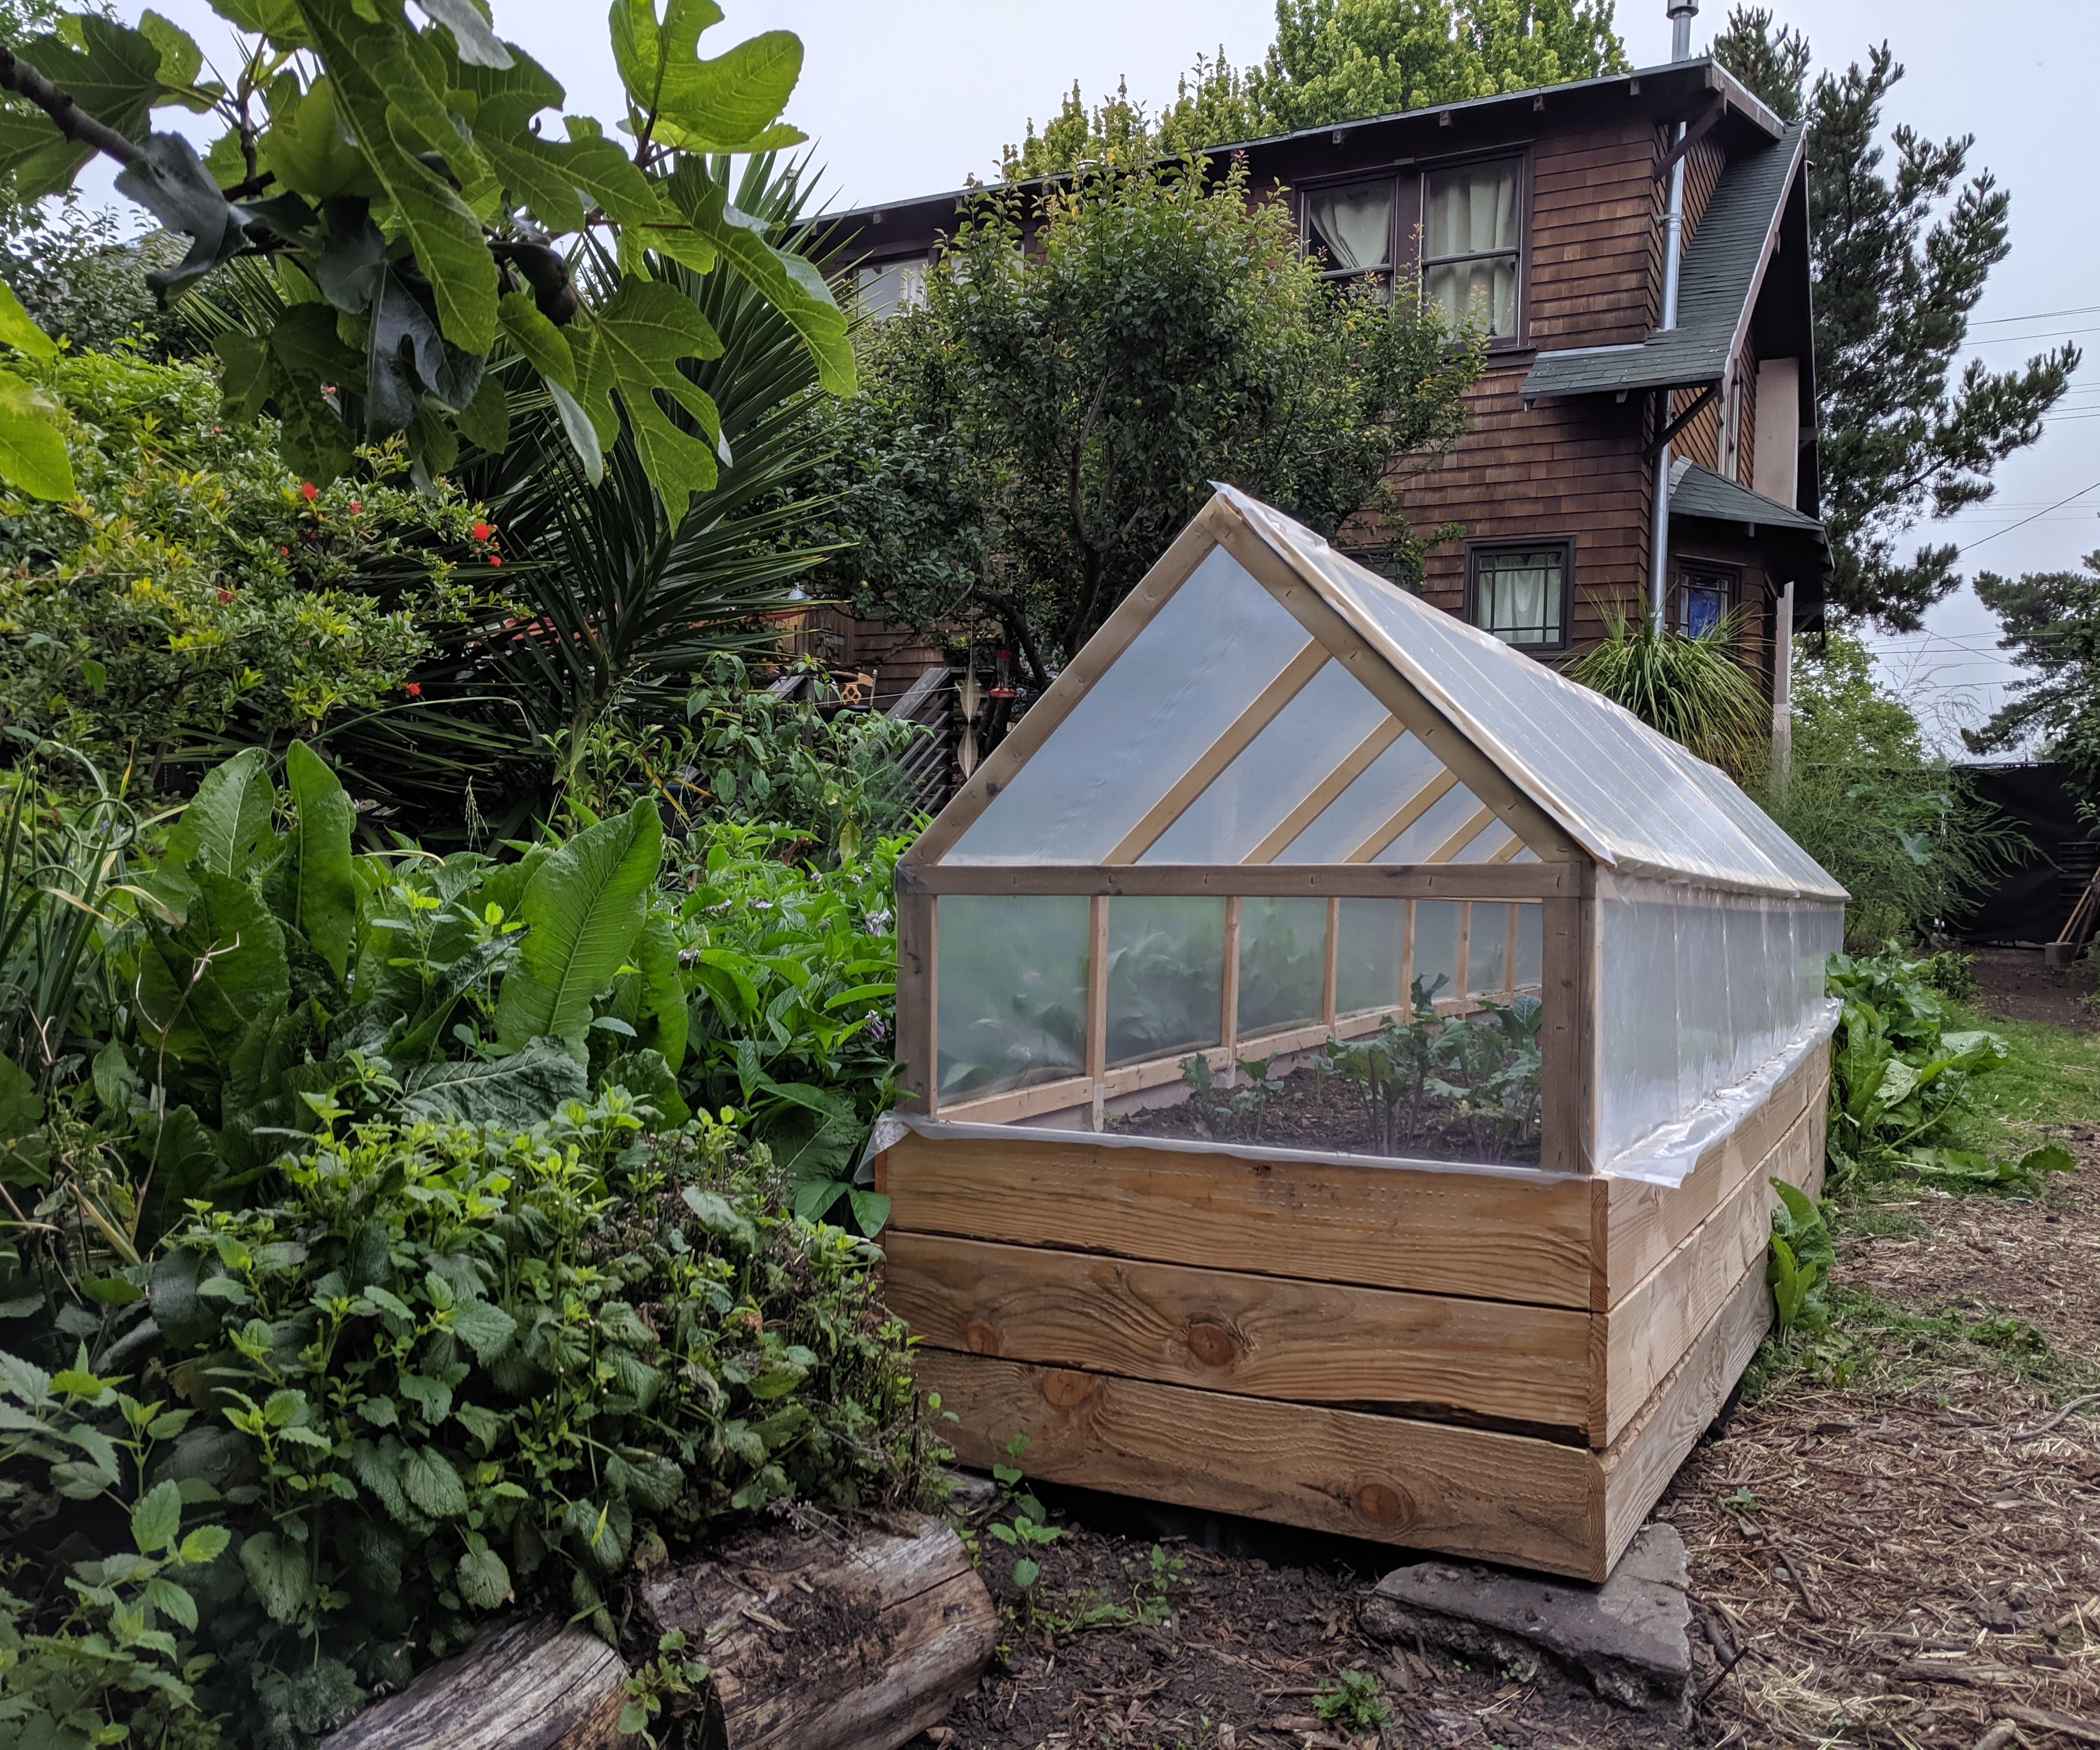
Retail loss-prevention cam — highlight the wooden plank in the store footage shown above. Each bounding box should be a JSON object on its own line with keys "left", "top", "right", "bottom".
{"left": 1597, "top": 1250, "right": 1773, "bottom": 1577}
{"left": 882, "top": 1130, "right": 1596, "bottom": 1306}
{"left": 885, "top": 1233, "right": 1593, "bottom": 1431}
{"left": 1207, "top": 505, "right": 1585, "bottom": 865}
{"left": 1103, "top": 639, "right": 1328, "bottom": 863}
{"left": 1597, "top": 1051, "right": 1828, "bottom": 1306}
{"left": 917, "top": 1349, "right": 1601, "bottom": 1578}
{"left": 1086, "top": 895, "right": 1108, "bottom": 1125}
{"left": 1347, "top": 770, "right": 1461, "bottom": 863}
{"left": 895, "top": 889, "right": 936, "bottom": 1115}
{"left": 1321, "top": 897, "right": 1340, "bottom": 1028}
{"left": 904, "top": 515, "right": 1219, "bottom": 868}
{"left": 1244, "top": 721, "right": 1404, "bottom": 863}
{"left": 1595, "top": 1091, "right": 1820, "bottom": 1444}
{"left": 1221, "top": 896, "right": 1242, "bottom": 1055}
{"left": 904, "top": 861, "right": 1582, "bottom": 900}
{"left": 1537, "top": 894, "right": 1590, "bottom": 1176}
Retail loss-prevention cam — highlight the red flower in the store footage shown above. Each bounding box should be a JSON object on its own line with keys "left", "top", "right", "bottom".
{"left": 487, "top": 554, "right": 502, "bottom": 567}
{"left": 216, "top": 587, "right": 233, "bottom": 604}
{"left": 472, "top": 519, "right": 495, "bottom": 541}
{"left": 404, "top": 682, "right": 423, "bottom": 698}
{"left": 348, "top": 499, "right": 362, "bottom": 514}
{"left": 300, "top": 481, "right": 319, "bottom": 501}
{"left": 277, "top": 545, "right": 289, "bottom": 556}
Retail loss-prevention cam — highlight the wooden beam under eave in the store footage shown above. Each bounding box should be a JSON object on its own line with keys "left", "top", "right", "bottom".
{"left": 1243, "top": 720, "right": 1405, "bottom": 865}
{"left": 1104, "top": 639, "right": 1329, "bottom": 865}
{"left": 1346, "top": 770, "right": 1461, "bottom": 864}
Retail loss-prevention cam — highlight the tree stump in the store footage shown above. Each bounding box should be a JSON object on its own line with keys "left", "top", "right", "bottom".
{"left": 324, "top": 1513, "right": 993, "bottom": 1749}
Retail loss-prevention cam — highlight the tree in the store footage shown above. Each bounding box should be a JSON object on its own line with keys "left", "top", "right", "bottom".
{"left": 1712, "top": 7, "right": 2078, "bottom": 631}
{"left": 1966, "top": 553, "right": 2100, "bottom": 800}
{"left": 1004, "top": 0, "right": 1626, "bottom": 179}
{"left": 824, "top": 156, "right": 1484, "bottom": 700}
{"left": 0, "top": 0, "right": 853, "bottom": 514}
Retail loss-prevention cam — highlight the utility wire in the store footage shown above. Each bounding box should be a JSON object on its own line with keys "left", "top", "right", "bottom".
{"left": 1959, "top": 478, "right": 2100, "bottom": 551}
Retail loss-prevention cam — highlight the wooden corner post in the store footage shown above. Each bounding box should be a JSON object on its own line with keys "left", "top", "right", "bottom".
{"left": 1539, "top": 883, "right": 1595, "bottom": 1175}
{"left": 895, "top": 872, "right": 937, "bottom": 1116}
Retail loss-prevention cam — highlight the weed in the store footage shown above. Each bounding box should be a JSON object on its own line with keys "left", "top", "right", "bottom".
{"left": 617, "top": 1628, "right": 711, "bottom": 1747}
{"left": 1178, "top": 1053, "right": 1284, "bottom": 1141}
{"left": 1718, "top": 1487, "right": 1763, "bottom": 1513}
{"left": 987, "top": 1435, "right": 1063, "bottom": 1605}
{"left": 1314, "top": 1668, "right": 1393, "bottom": 1734}
{"left": 1768, "top": 1179, "right": 1835, "bottom": 1334}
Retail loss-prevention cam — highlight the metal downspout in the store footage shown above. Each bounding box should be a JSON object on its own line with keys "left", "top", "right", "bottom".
{"left": 1650, "top": 0, "right": 1698, "bottom": 630}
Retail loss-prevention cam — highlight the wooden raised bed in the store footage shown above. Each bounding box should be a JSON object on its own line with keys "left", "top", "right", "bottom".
{"left": 877, "top": 1050, "right": 1825, "bottom": 1584}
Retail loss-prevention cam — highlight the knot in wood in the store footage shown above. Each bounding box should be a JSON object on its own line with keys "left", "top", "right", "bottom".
{"left": 1183, "top": 1320, "right": 1240, "bottom": 1368}
{"left": 1040, "top": 1368, "right": 1098, "bottom": 1408}
{"left": 963, "top": 1320, "right": 1002, "bottom": 1356}
{"left": 1352, "top": 1481, "right": 1415, "bottom": 1529}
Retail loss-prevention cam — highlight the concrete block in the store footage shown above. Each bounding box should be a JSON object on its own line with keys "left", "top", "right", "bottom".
{"left": 1360, "top": 1522, "right": 1692, "bottom": 1718}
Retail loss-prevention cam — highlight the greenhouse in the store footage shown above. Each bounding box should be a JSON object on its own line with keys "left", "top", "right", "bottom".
{"left": 873, "top": 485, "right": 1848, "bottom": 1581}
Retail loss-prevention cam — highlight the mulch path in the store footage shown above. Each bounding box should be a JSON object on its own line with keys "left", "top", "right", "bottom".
{"left": 908, "top": 969, "right": 2100, "bottom": 1749}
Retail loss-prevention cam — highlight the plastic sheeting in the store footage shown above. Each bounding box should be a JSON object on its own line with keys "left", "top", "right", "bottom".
{"left": 1594, "top": 872, "right": 1844, "bottom": 1183}
{"left": 934, "top": 895, "right": 1089, "bottom": 1100}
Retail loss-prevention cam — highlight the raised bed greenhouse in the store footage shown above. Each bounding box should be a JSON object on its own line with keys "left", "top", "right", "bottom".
{"left": 871, "top": 485, "right": 1845, "bottom": 1581}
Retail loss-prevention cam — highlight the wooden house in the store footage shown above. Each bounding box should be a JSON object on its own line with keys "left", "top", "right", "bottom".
{"left": 870, "top": 485, "right": 1844, "bottom": 1581}
{"left": 825, "top": 51, "right": 1828, "bottom": 710}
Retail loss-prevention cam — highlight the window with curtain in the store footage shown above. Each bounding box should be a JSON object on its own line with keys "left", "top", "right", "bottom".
{"left": 1468, "top": 541, "right": 1569, "bottom": 649}
{"left": 1676, "top": 566, "right": 1734, "bottom": 639}
{"left": 1422, "top": 160, "right": 1520, "bottom": 338}
{"left": 1305, "top": 181, "right": 1394, "bottom": 283}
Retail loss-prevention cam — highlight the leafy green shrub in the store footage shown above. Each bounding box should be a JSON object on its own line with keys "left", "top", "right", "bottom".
{"left": 0, "top": 351, "right": 495, "bottom": 789}
{"left": 1767, "top": 1179, "right": 1834, "bottom": 1334}
{"left": 1824, "top": 945, "right": 2071, "bottom": 1194}
{"left": 137, "top": 1104, "right": 923, "bottom": 1741}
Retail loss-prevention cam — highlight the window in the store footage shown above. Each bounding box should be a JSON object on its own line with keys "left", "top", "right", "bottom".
{"left": 1305, "top": 180, "right": 1396, "bottom": 285}
{"left": 853, "top": 256, "right": 926, "bottom": 319}
{"left": 1467, "top": 541, "right": 1569, "bottom": 649}
{"left": 1676, "top": 565, "right": 1734, "bottom": 638}
{"left": 1423, "top": 160, "right": 1521, "bottom": 338}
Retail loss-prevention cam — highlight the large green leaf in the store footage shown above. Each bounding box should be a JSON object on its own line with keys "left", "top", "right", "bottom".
{"left": 0, "top": 284, "right": 57, "bottom": 360}
{"left": 295, "top": 0, "right": 498, "bottom": 353}
{"left": 610, "top": 0, "right": 806, "bottom": 153}
{"left": 137, "top": 874, "right": 291, "bottom": 1072}
{"left": 493, "top": 799, "right": 662, "bottom": 1060}
{"left": 634, "top": 912, "right": 687, "bottom": 1071}
{"left": 260, "top": 79, "right": 370, "bottom": 202}
{"left": 576, "top": 278, "right": 726, "bottom": 518}
{"left": 667, "top": 161, "right": 851, "bottom": 395}
{"left": 399, "top": 1039, "right": 588, "bottom": 1125}
{"left": 0, "top": 367, "right": 73, "bottom": 501}
{"left": 282, "top": 741, "right": 357, "bottom": 982}
{"left": 164, "top": 748, "right": 276, "bottom": 880}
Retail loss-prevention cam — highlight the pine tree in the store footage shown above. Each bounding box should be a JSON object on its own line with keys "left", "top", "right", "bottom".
{"left": 1713, "top": 7, "right": 2078, "bottom": 631}
{"left": 1965, "top": 555, "right": 2100, "bottom": 791}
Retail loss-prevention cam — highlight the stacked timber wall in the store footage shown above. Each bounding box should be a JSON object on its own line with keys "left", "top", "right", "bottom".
{"left": 879, "top": 1049, "right": 1827, "bottom": 1583}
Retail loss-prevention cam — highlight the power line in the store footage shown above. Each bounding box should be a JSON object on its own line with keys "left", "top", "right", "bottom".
{"left": 1959, "top": 477, "right": 2100, "bottom": 550}
{"left": 1971, "top": 302, "right": 2100, "bottom": 327}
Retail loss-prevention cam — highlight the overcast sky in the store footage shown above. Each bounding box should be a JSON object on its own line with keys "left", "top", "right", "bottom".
{"left": 112, "top": 0, "right": 2100, "bottom": 755}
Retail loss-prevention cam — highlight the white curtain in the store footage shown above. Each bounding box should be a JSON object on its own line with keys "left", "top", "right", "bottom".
{"left": 1307, "top": 183, "right": 1393, "bottom": 271}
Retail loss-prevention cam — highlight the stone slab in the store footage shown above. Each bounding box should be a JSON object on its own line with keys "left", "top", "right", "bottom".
{"left": 1360, "top": 1522, "right": 1692, "bottom": 1717}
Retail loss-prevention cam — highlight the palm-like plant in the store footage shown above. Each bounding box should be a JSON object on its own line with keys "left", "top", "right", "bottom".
{"left": 1568, "top": 605, "right": 1769, "bottom": 779}
{"left": 178, "top": 156, "right": 850, "bottom": 844}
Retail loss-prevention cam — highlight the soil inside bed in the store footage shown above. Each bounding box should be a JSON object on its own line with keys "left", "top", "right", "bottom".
{"left": 1106, "top": 1060, "right": 1541, "bottom": 1167}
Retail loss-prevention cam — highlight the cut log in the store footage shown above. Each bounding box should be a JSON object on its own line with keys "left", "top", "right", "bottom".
{"left": 639, "top": 1511, "right": 996, "bottom": 1750}
{"left": 324, "top": 1513, "right": 993, "bottom": 1750}
{"left": 325, "top": 1613, "right": 625, "bottom": 1750}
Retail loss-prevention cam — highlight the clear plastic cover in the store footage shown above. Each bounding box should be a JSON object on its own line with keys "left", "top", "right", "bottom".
{"left": 1336, "top": 897, "right": 1404, "bottom": 1014}
{"left": 1412, "top": 899, "right": 1463, "bottom": 1002}
{"left": 1468, "top": 903, "right": 1510, "bottom": 996}
{"left": 1595, "top": 873, "right": 1846, "bottom": 1178}
{"left": 1515, "top": 902, "right": 1543, "bottom": 989}
{"left": 1107, "top": 896, "right": 1226, "bottom": 1067}
{"left": 1275, "top": 732, "right": 1447, "bottom": 863}
{"left": 1143, "top": 661, "right": 1390, "bottom": 864}
{"left": 936, "top": 896, "right": 1089, "bottom": 1102}
{"left": 1375, "top": 783, "right": 1486, "bottom": 863}
{"left": 1236, "top": 896, "right": 1327, "bottom": 1038}
{"left": 947, "top": 546, "right": 1313, "bottom": 864}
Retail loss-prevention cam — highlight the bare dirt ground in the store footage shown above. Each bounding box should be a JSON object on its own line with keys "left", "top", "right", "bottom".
{"left": 909, "top": 956, "right": 2100, "bottom": 1749}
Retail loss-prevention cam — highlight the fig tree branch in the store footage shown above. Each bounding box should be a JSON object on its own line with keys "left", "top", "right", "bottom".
{"left": 0, "top": 44, "right": 142, "bottom": 167}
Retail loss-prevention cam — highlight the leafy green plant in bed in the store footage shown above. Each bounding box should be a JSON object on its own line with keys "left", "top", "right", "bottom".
{"left": 1428, "top": 993, "right": 1544, "bottom": 1161}
{"left": 66, "top": 1104, "right": 925, "bottom": 1745}
{"left": 1176, "top": 1053, "right": 1283, "bottom": 1142}
{"left": 1316, "top": 973, "right": 1448, "bottom": 1152}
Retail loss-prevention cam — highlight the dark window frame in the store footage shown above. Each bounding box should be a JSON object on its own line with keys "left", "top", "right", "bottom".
{"left": 1296, "top": 146, "right": 1532, "bottom": 346}
{"left": 1672, "top": 559, "right": 1741, "bottom": 639}
{"left": 1464, "top": 537, "right": 1573, "bottom": 652}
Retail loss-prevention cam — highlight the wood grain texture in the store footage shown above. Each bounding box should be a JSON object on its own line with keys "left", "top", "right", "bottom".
{"left": 1597, "top": 1051, "right": 1829, "bottom": 1307}
{"left": 908, "top": 862, "right": 1581, "bottom": 899}
{"left": 895, "top": 890, "right": 934, "bottom": 1114}
{"left": 326, "top": 1615, "right": 625, "bottom": 1750}
{"left": 881, "top": 1131, "right": 1596, "bottom": 1306}
{"left": 1598, "top": 1250, "right": 1774, "bottom": 1575}
{"left": 1538, "top": 893, "right": 1592, "bottom": 1176}
{"left": 884, "top": 1232, "right": 1592, "bottom": 1431}
{"left": 1596, "top": 1091, "right": 1820, "bottom": 1443}
{"left": 917, "top": 1349, "right": 1602, "bottom": 1578}
{"left": 640, "top": 1514, "right": 995, "bottom": 1750}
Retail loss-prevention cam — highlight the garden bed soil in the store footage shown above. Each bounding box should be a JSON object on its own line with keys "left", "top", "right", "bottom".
{"left": 1967, "top": 946, "right": 2098, "bottom": 1032}
{"left": 909, "top": 1055, "right": 2100, "bottom": 1747}
{"left": 1106, "top": 1062, "right": 1540, "bottom": 1168}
